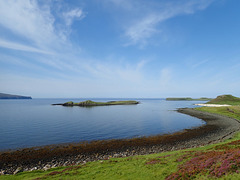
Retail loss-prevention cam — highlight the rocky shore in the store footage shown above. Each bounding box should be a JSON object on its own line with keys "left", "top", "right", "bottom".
{"left": 1, "top": 108, "right": 240, "bottom": 175}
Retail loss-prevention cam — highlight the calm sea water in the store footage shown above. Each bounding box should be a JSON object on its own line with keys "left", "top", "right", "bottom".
{"left": 0, "top": 98, "right": 205, "bottom": 150}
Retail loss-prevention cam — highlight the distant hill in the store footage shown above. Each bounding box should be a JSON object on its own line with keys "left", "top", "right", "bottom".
{"left": 0, "top": 93, "right": 32, "bottom": 99}
{"left": 206, "top": 95, "right": 240, "bottom": 105}
{"left": 166, "top": 97, "right": 212, "bottom": 101}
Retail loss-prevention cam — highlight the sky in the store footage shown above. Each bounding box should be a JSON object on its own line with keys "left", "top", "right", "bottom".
{"left": 0, "top": 0, "right": 240, "bottom": 98}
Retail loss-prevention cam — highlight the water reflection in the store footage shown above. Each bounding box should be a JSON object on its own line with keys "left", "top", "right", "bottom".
{"left": 0, "top": 98, "right": 205, "bottom": 150}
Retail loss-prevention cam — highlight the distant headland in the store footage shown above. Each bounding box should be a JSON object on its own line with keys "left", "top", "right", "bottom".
{"left": 206, "top": 94, "right": 240, "bottom": 105}
{"left": 166, "top": 97, "right": 212, "bottom": 101}
{"left": 195, "top": 94, "right": 240, "bottom": 107}
{"left": 52, "top": 100, "right": 139, "bottom": 106}
{"left": 0, "top": 93, "right": 32, "bottom": 99}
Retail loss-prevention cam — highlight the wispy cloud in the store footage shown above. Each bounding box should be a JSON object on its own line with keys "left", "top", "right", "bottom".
{"left": 63, "top": 8, "right": 85, "bottom": 26}
{"left": 0, "top": 60, "right": 174, "bottom": 98}
{"left": 0, "top": 0, "right": 87, "bottom": 75}
{"left": 0, "top": 0, "right": 85, "bottom": 51}
{"left": 191, "top": 59, "right": 209, "bottom": 69}
{"left": 106, "top": 0, "right": 215, "bottom": 47}
{"left": 82, "top": 59, "right": 147, "bottom": 83}
{"left": 124, "top": 14, "right": 160, "bottom": 47}
{"left": 0, "top": 0, "right": 56, "bottom": 49}
{"left": 104, "top": 0, "right": 135, "bottom": 10}
{"left": 0, "top": 38, "right": 52, "bottom": 54}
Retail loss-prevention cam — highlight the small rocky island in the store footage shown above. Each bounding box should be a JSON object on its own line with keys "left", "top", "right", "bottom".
{"left": 52, "top": 100, "right": 139, "bottom": 106}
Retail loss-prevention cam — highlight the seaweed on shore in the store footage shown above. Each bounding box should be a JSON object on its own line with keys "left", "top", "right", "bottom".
{"left": 0, "top": 124, "right": 216, "bottom": 169}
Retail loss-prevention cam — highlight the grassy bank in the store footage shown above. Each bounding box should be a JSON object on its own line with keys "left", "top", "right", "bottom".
{"left": 1, "top": 107, "right": 240, "bottom": 179}
{"left": 196, "top": 106, "right": 240, "bottom": 121}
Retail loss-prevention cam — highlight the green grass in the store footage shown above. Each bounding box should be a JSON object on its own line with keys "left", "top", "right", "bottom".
{"left": 63, "top": 100, "right": 139, "bottom": 106}
{"left": 196, "top": 106, "right": 240, "bottom": 121}
{"left": 206, "top": 94, "right": 240, "bottom": 105}
{"left": 1, "top": 106, "right": 240, "bottom": 179}
{"left": 1, "top": 133, "right": 240, "bottom": 180}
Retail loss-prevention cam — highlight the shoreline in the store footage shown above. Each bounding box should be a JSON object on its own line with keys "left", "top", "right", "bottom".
{"left": 195, "top": 103, "right": 231, "bottom": 107}
{"left": 1, "top": 108, "right": 240, "bottom": 175}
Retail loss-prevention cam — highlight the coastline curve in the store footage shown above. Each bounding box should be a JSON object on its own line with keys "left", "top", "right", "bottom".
{"left": 1, "top": 108, "right": 240, "bottom": 174}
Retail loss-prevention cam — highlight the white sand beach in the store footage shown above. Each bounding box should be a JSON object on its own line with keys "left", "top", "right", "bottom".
{"left": 195, "top": 104, "right": 231, "bottom": 107}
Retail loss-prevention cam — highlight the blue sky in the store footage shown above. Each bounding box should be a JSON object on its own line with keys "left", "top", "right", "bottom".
{"left": 0, "top": 0, "right": 240, "bottom": 98}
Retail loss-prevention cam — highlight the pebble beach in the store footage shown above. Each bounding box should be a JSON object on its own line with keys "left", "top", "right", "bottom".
{"left": 1, "top": 108, "right": 240, "bottom": 175}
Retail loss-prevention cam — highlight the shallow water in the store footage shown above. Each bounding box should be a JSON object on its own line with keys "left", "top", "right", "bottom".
{"left": 0, "top": 98, "right": 205, "bottom": 150}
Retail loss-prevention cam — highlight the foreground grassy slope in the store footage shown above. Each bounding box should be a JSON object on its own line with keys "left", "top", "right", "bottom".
{"left": 1, "top": 106, "right": 240, "bottom": 179}
{"left": 2, "top": 134, "right": 240, "bottom": 179}
{"left": 206, "top": 94, "right": 240, "bottom": 105}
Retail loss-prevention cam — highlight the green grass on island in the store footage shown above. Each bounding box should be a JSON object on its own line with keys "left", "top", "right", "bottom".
{"left": 206, "top": 94, "right": 240, "bottom": 105}
{"left": 3, "top": 103, "right": 240, "bottom": 179}
{"left": 166, "top": 94, "right": 240, "bottom": 105}
{"left": 166, "top": 97, "right": 212, "bottom": 101}
{"left": 53, "top": 100, "right": 139, "bottom": 106}
{"left": 195, "top": 95, "right": 240, "bottom": 120}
